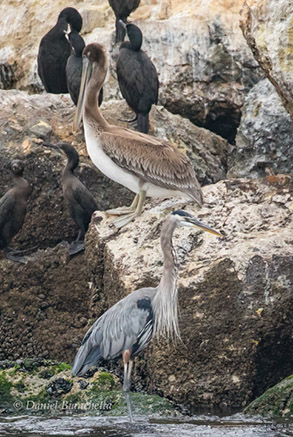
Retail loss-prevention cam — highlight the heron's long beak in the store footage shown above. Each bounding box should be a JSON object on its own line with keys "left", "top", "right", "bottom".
{"left": 73, "top": 56, "right": 92, "bottom": 133}
{"left": 186, "top": 217, "right": 223, "bottom": 237}
{"left": 118, "top": 20, "right": 127, "bottom": 30}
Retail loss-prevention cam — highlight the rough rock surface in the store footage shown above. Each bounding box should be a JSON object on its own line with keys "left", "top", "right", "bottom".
{"left": 241, "top": 0, "right": 293, "bottom": 118}
{"left": 228, "top": 79, "right": 293, "bottom": 178}
{"left": 0, "top": 359, "right": 173, "bottom": 415}
{"left": 85, "top": 176, "right": 293, "bottom": 410}
{"left": 244, "top": 374, "right": 293, "bottom": 418}
{"left": 0, "top": 0, "right": 262, "bottom": 142}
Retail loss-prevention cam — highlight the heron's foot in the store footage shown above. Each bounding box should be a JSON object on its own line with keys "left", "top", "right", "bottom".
{"left": 68, "top": 241, "right": 85, "bottom": 256}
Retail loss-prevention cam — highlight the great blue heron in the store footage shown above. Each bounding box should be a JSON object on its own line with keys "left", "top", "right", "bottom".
{"left": 43, "top": 142, "right": 98, "bottom": 255}
{"left": 72, "top": 210, "right": 222, "bottom": 420}
{"left": 73, "top": 43, "right": 203, "bottom": 228}
{"left": 0, "top": 160, "right": 32, "bottom": 263}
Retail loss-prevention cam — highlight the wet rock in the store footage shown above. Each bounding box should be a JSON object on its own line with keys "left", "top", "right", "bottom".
{"left": 86, "top": 176, "right": 293, "bottom": 411}
{"left": 228, "top": 79, "right": 293, "bottom": 178}
{"left": 245, "top": 375, "right": 293, "bottom": 418}
{"left": 0, "top": 360, "right": 174, "bottom": 416}
{"left": 47, "top": 378, "right": 73, "bottom": 397}
{"left": 241, "top": 0, "right": 293, "bottom": 118}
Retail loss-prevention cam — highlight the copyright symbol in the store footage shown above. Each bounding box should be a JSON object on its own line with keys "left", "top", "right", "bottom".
{"left": 13, "top": 400, "right": 23, "bottom": 410}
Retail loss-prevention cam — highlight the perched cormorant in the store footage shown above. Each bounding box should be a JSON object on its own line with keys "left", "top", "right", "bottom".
{"left": 117, "top": 22, "right": 159, "bottom": 133}
{"left": 0, "top": 160, "right": 32, "bottom": 263}
{"left": 44, "top": 142, "right": 98, "bottom": 255}
{"left": 73, "top": 44, "right": 203, "bottom": 229}
{"left": 108, "top": 0, "right": 140, "bottom": 42}
{"left": 66, "top": 30, "right": 103, "bottom": 107}
{"left": 38, "top": 7, "right": 82, "bottom": 93}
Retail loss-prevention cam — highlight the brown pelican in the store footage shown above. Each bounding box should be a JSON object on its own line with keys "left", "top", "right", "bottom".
{"left": 73, "top": 43, "right": 203, "bottom": 228}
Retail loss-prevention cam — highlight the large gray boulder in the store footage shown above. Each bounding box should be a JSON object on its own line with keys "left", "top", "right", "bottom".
{"left": 228, "top": 79, "right": 293, "bottom": 178}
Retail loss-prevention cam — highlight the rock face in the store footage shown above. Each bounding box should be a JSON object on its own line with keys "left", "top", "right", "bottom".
{"left": 0, "top": 0, "right": 262, "bottom": 142}
{"left": 241, "top": 0, "right": 293, "bottom": 119}
{"left": 86, "top": 176, "right": 293, "bottom": 410}
{"left": 245, "top": 374, "right": 293, "bottom": 418}
{"left": 228, "top": 79, "right": 293, "bottom": 178}
{"left": 0, "top": 359, "right": 173, "bottom": 415}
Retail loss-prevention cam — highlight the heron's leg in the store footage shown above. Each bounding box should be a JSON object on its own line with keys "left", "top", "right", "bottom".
{"left": 114, "top": 190, "right": 146, "bottom": 229}
{"left": 122, "top": 351, "right": 134, "bottom": 422}
{"left": 106, "top": 194, "right": 139, "bottom": 216}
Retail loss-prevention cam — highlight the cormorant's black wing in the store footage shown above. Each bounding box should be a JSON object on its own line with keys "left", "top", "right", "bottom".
{"left": 72, "top": 181, "right": 98, "bottom": 216}
{"left": 117, "top": 50, "right": 159, "bottom": 113}
{"left": 0, "top": 192, "right": 15, "bottom": 231}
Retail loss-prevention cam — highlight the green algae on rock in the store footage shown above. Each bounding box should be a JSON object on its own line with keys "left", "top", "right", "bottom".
{"left": 0, "top": 359, "right": 174, "bottom": 416}
{"left": 245, "top": 375, "right": 293, "bottom": 418}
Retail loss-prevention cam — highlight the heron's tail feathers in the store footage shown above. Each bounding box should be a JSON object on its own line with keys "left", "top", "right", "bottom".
{"left": 72, "top": 343, "right": 101, "bottom": 376}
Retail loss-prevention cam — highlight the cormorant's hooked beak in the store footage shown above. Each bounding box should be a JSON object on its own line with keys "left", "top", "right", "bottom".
{"left": 184, "top": 217, "right": 223, "bottom": 237}
{"left": 118, "top": 20, "right": 127, "bottom": 30}
{"left": 73, "top": 56, "right": 92, "bottom": 133}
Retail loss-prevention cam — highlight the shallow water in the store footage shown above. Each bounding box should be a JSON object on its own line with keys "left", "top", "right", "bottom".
{"left": 1, "top": 414, "right": 293, "bottom": 437}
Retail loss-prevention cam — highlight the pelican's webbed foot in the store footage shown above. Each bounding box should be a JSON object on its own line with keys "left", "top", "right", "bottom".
{"left": 68, "top": 241, "right": 85, "bottom": 256}
{"left": 106, "top": 194, "right": 139, "bottom": 216}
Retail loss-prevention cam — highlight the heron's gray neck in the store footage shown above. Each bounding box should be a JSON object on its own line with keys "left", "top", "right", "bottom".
{"left": 153, "top": 219, "right": 180, "bottom": 339}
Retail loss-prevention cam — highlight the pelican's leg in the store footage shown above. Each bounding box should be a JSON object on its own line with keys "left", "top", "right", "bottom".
{"left": 122, "top": 351, "right": 134, "bottom": 422}
{"left": 114, "top": 190, "right": 146, "bottom": 228}
{"left": 106, "top": 194, "right": 139, "bottom": 216}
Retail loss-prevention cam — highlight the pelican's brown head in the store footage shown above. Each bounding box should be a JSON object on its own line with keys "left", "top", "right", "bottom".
{"left": 83, "top": 43, "right": 108, "bottom": 78}
{"left": 73, "top": 43, "right": 108, "bottom": 133}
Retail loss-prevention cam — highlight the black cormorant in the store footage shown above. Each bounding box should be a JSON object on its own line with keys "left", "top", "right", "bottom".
{"left": 37, "top": 7, "right": 82, "bottom": 93}
{"left": 66, "top": 30, "right": 103, "bottom": 107}
{"left": 117, "top": 22, "right": 159, "bottom": 133}
{"left": 44, "top": 143, "right": 98, "bottom": 255}
{"left": 0, "top": 160, "right": 32, "bottom": 263}
{"left": 108, "top": 0, "right": 140, "bottom": 42}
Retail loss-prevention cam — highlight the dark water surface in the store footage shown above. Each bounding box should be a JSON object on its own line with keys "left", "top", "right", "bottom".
{"left": 1, "top": 414, "right": 293, "bottom": 437}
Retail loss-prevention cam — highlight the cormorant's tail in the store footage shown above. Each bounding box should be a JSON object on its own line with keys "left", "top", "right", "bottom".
{"left": 72, "top": 342, "right": 102, "bottom": 376}
{"left": 137, "top": 113, "right": 149, "bottom": 134}
{"left": 115, "top": 19, "right": 126, "bottom": 43}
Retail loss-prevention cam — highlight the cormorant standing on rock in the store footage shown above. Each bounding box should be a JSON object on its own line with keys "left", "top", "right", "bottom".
{"left": 66, "top": 30, "right": 103, "bottom": 107}
{"left": 38, "top": 7, "right": 82, "bottom": 93}
{"left": 44, "top": 143, "right": 98, "bottom": 255}
{"left": 117, "top": 21, "right": 159, "bottom": 134}
{"left": 0, "top": 160, "right": 32, "bottom": 263}
{"left": 108, "top": 0, "right": 140, "bottom": 42}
